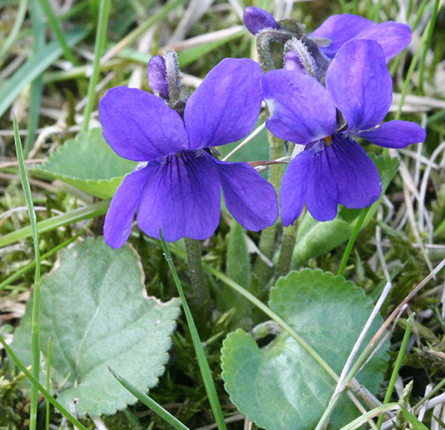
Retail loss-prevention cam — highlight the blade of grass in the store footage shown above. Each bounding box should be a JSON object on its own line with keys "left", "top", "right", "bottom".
{"left": 339, "top": 404, "right": 400, "bottom": 430}
{"left": 0, "top": 229, "right": 85, "bottom": 292}
{"left": 376, "top": 313, "right": 415, "bottom": 429}
{"left": 396, "top": 0, "right": 441, "bottom": 119}
{"left": 46, "top": 337, "right": 51, "bottom": 430}
{"left": 159, "top": 232, "right": 228, "bottom": 430}
{"left": 101, "top": 0, "right": 186, "bottom": 63}
{"left": 38, "top": 0, "right": 79, "bottom": 65}
{"left": 0, "top": 27, "right": 89, "bottom": 118}
{"left": 0, "top": 334, "right": 88, "bottom": 430}
{"left": 0, "top": 0, "right": 29, "bottom": 64}
{"left": 108, "top": 367, "right": 190, "bottom": 430}
{"left": 81, "top": 0, "right": 111, "bottom": 132}
{"left": 418, "top": 0, "right": 441, "bottom": 95}
{"left": 0, "top": 200, "right": 109, "bottom": 248}
{"left": 338, "top": 207, "right": 370, "bottom": 276}
{"left": 13, "top": 118, "right": 41, "bottom": 430}
{"left": 24, "top": 1, "right": 45, "bottom": 157}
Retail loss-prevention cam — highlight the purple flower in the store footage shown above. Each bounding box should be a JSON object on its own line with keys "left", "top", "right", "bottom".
{"left": 262, "top": 39, "right": 426, "bottom": 225}
{"left": 310, "top": 13, "right": 412, "bottom": 63}
{"left": 99, "top": 58, "right": 278, "bottom": 247}
{"left": 243, "top": 6, "right": 280, "bottom": 35}
{"left": 147, "top": 55, "right": 169, "bottom": 100}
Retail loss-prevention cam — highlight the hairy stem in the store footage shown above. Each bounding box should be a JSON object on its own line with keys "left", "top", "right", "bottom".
{"left": 184, "top": 238, "right": 212, "bottom": 317}
{"left": 275, "top": 221, "right": 298, "bottom": 280}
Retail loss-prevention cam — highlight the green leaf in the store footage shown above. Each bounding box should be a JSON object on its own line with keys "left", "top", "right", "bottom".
{"left": 221, "top": 269, "right": 389, "bottom": 430}
{"left": 33, "top": 128, "right": 135, "bottom": 199}
{"left": 292, "top": 154, "right": 399, "bottom": 267}
{"left": 12, "top": 237, "right": 180, "bottom": 416}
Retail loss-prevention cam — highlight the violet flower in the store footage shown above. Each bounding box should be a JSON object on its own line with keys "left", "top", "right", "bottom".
{"left": 243, "top": 6, "right": 280, "bottom": 35}
{"left": 310, "top": 13, "right": 412, "bottom": 62}
{"left": 262, "top": 39, "right": 426, "bottom": 225}
{"left": 99, "top": 58, "right": 278, "bottom": 247}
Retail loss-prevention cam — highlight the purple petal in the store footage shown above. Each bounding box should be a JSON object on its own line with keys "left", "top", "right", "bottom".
{"left": 280, "top": 149, "right": 317, "bottom": 226}
{"left": 213, "top": 158, "right": 278, "bottom": 231}
{"left": 136, "top": 151, "right": 221, "bottom": 242}
{"left": 184, "top": 58, "right": 263, "bottom": 150}
{"left": 148, "top": 55, "right": 169, "bottom": 99}
{"left": 99, "top": 87, "right": 189, "bottom": 162}
{"left": 243, "top": 6, "right": 280, "bottom": 35}
{"left": 358, "top": 120, "right": 426, "bottom": 148}
{"left": 284, "top": 51, "right": 308, "bottom": 74}
{"left": 280, "top": 135, "right": 381, "bottom": 224}
{"left": 330, "top": 135, "right": 381, "bottom": 210}
{"left": 310, "top": 14, "right": 377, "bottom": 59}
{"left": 355, "top": 22, "right": 412, "bottom": 63}
{"left": 326, "top": 39, "right": 393, "bottom": 133}
{"left": 262, "top": 70, "right": 337, "bottom": 144}
{"left": 104, "top": 166, "right": 153, "bottom": 248}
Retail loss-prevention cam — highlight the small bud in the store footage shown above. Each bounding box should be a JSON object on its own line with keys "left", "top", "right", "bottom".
{"left": 148, "top": 56, "right": 169, "bottom": 99}
{"left": 243, "top": 6, "right": 280, "bottom": 35}
{"left": 284, "top": 38, "right": 317, "bottom": 78}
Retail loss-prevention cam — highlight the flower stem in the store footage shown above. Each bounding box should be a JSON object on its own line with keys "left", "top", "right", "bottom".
{"left": 338, "top": 207, "right": 370, "bottom": 277}
{"left": 275, "top": 221, "right": 298, "bottom": 280}
{"left": 253, "top": 131, "right": 285, "bottom": 288}
{"left": 184, "top": 238, "right": 212, "bottom": 317}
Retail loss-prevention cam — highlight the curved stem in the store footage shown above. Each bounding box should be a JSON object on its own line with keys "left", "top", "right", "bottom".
{"left": 338, "top": 207, "right": 370, "bottom": 277}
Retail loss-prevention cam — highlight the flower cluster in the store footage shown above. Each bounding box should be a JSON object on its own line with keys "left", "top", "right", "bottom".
{"left": 100, "top": 8, "right": 425, "bottom": 248}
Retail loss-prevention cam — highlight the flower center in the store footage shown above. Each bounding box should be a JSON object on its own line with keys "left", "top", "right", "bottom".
{"left": 322, "top": 135, "right": 332, "bottom": 146}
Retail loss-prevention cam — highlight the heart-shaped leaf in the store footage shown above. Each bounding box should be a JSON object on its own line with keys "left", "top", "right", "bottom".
{"left": 292, "top": 154, "right": 399, "bottom": 267}
{"left": 12, "top": 237, "right": 180, "bottom": 416}
{"left": 221, "top": 269, "right": 388, "bottom": 430}
{"left": 33, "top": 128, "right": 135, "bottom": 199}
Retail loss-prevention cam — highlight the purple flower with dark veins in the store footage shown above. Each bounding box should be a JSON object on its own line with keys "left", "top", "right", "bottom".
{"left": 262, "top": 39, "right": 426, "bottom": 225}
{"left": 310, "top": 13, "right": 412, "bottom": 63}
{"left": 99, "top": 58, "right": 278, "bottom": 247}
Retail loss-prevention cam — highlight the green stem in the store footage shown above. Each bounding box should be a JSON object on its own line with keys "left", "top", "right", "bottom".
{"left": 184, "top": 238, "right": 212, "bottom": 317}
{"left": 275, "top": 221, "right": 298, "bottom": 280}
{"left": 338, "top": 207, "right": 370, "bottom": 277}
{"left": 254, "top": 131, "right": 285, "bottom": 287}
{"left": 339, "top": 404, "right": 400, "bottom": 430}
{"left": 14, "top": 119, "right": 41, "bottom": 430}
{"left": 418, "top": 0, "right": 441, "bottom": 95}
{"left": 24, "top": 1, "right": 45, "bottom": 157}
{"left": 160, "top": 233, "right": 227, "bottom": 430}
{"left": 0, "top": 334, "right": 88, "bottom": 430}
{"left": 46, "top": 337, "right": 51, "bottom": 430}
{"left": 376, "top": 314, "right": 415, "bottom": 429}
{"left": 38, "top": 0, "right": 79, "bottom": 65}
{"left": 82, "top": 0, "right": 111, "bottom": 132}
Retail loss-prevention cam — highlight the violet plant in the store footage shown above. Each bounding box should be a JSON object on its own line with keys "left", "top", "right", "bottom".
{"left": 2, "top": 2, "right": 442, "bottom": 430}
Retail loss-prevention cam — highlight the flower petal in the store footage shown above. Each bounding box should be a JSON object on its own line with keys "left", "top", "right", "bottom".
{"left": 280, "top": 135, "right": 381, "bottom": 224}
{"left": 212, "top": 158, "right": 278, "bottom": 231}
{"left": 184, "top": 58, "right": 263, "bottom": 150}
{"left": 326, "top": 39, "right": 393, "bottom": 133}
{"left": 310, "top": 14, "right": 377, "bottom": 59}
{"left": 355, "top": 22, "right": 412, "bottom": 63}
{"left": 330, "top": 135, "right": 382, "bottom": 209}
{"left": 99, "top": 87, "right": 189, "bottom": 162}
{"left": 136, "top": 151, "right": 221, "bottom": 242}
{"left": 262, "top": 70, "right": 337, "bottom": 144}
{"left": 104, "top": 166, "right": 153, "bottom": 249}
{"left": 357, "top": 120, "right": 426, "bottom": 148}
{"left": 243, "top": 6, "right": 280, "bottom": 35}
{"left": 148, "top": 55, "right": 169, "bottom": 99}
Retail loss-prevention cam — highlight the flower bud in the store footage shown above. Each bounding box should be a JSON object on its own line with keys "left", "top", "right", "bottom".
{"left": 284, "top": 38, "right": 317, "bottom": 78}
{"left": 284, "top": 51, "right": 305, "bottom": 73}
{"left": 148, "top": 55, "right": 169, "bottom": 99}
{"left": 243, "top": 7, "right": 280, "bottom": 35}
